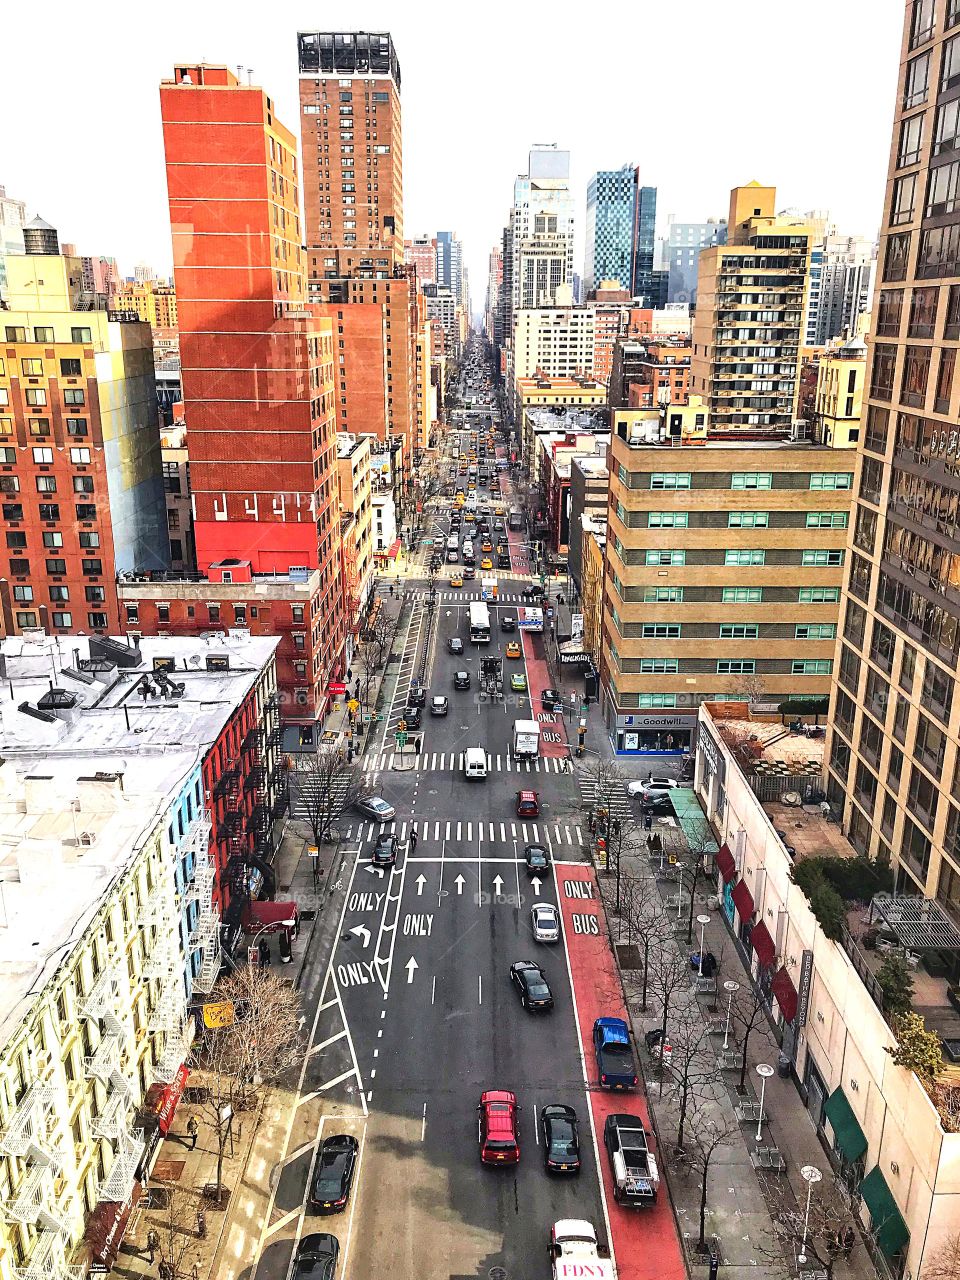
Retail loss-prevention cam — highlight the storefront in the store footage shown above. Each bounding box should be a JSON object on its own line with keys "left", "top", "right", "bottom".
{"left": 85, "top": 1180, "right": 143, "bottom": 1273}
{"left": 610, "top": 711, "right": 697, "bottom": 754}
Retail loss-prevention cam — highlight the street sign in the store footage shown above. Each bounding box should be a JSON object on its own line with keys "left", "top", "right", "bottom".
{"left": 396, "top": 731, "right": 408, "bottom": 748}
{"left": 203, "top": 1001, "right": 235, "bottom": 1029}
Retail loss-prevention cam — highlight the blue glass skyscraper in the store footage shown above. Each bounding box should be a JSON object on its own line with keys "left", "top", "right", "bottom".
{"left": 584, "top": 165, "right": 636, "bottom": 294}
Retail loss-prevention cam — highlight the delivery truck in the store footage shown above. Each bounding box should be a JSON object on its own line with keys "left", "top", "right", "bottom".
{"left": 512, "top": 719, "right": 540, "bottom": 760}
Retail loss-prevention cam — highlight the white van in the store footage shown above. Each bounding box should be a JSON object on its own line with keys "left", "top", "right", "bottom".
{"left": 447, "top": 534, "right": 459, "bottom": 552}
{"left": 464, "top": 747, "right": 488, "bottom": 779}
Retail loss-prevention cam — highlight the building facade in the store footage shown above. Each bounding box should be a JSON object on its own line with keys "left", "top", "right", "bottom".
{"left": 584, "top": 166, "right": 637, "bottom": 295}
{"left": 337, "top": 432, "right": 375, "bottom": 657}
{"left": 824, "top": 0, "right": 960, "bottom": 908}
{"left": 665, "top": 217, "right": 728, "bottom": 304}
{"left": 0, "top": 245, "right": 169, "bottom": 639}
{"left": 510, "top": 145, "right": 575, "bottom": 318}
{"left": 602, "top": 406, "right": 854, "bottom": 753}
{"left": 805, "top": 231, "right": 876, "bottom": 347}
{"left": 691, "top": 183, "right": 814, "bottom": 432}
{"left": 404, "top": 234, "right": 437, "bottom": 284}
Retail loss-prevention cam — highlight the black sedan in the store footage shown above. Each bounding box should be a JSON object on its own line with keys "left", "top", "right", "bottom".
{"left": 509, "top": 960, "right": 554, "bottom": 1011}
{"left": 309, "top": 1134, "right": 359, "bottom": 1212}
{"left": 447, "top": 637, "right": 464, "bottom": 655}
{"left": 407, "top": 684, "right": 427, "bottom": 707}
{"left": 524, "top": 843, "right": 551, "bottom": 876}
{"left": 372, "top": 833, "right": 399, "bottom": 868}
{"left": 454, "top": 670, "right": 471, "bottom": 690}
{"left": 401, "top": 705, "right": 422, "bottom": 730}
{"left": 540, "top": 1104, "right": 581, "bottom": 1174}
{"left": 294, "top": 1233, "right": 340, "bottom": 1277}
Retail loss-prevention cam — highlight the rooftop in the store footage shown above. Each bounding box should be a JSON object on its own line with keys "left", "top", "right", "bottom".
{"left": 527, "top": 406, "right": 609, "bottom": 433}
{"left": 0, "top": 631, "right": 278, "bottom": 1048}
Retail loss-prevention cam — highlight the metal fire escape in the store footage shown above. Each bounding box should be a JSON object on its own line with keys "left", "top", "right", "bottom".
{"left": 184, "top": 812, "right": 221, "bottom": 996}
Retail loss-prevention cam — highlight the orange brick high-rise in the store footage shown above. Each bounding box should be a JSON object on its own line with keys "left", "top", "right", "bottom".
{"left": 157, "top": 63, "right": 345, "bottom": 714}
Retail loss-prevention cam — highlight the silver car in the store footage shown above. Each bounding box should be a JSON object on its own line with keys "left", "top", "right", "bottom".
{"left": 531, "top": 903, "right": 560, "bottom": 943}
{"left": 356, "top": 796, "right": 396, "bottom": 822}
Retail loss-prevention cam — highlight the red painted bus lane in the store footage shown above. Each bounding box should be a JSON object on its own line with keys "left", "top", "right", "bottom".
{"left": 557, "top": 863, "right": 686, "bottom": 1280}
{"left": 520, "top": 629, "right": 569, "bottom": 758}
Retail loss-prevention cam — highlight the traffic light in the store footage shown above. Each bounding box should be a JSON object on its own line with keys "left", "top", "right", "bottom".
{"left": 397, "top": 719, "right": 407, "bottom": 733}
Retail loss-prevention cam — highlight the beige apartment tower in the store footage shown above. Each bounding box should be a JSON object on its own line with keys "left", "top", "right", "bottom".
{"left": 691, "top": 183, "right": 814, "bottom": 433}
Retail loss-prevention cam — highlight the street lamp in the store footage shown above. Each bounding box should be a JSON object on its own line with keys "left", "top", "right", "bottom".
{"left": 755, "top": 1062, "right": 774, "bottom": 1142}
{"left": 722, "top": 979, "right": 740, "bottom": 1050}
{"left": 798, "top": 1165, "right": 822, "bottom": 1265}
{"left": 696, "top": 914, "right": 711, "bottom": 975}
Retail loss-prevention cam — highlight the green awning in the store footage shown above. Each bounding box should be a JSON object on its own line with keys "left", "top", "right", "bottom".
{"left": 823, "top": 1087, "right": 868, "bottom": 1162}
{"left": 860, "top": 1167, "right": 909, "bottom": 1258}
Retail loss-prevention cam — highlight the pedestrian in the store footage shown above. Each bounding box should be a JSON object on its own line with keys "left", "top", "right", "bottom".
{"left": 414, "top": 735, "right": 421, "bottom": 755}
{"left": 647, "top": 769, "right": 653, "bottom": 782}
{"left": 409, "top": 828, "right": 418, "bottom": 855}
{"left": 186, "top": 1115, "right": 199, "bottom": 1150}
{"left": 146, "top": 1229, "right": 159, "bottom": 1263}
{"left": 258, "top": 937, "right": 269, "bottom": 966}
{"left": 196, "top": 1209, "right": 207, "bottom": 1240}
{"left": 389, "top": 583, "right": 394, "bottom": 597}
{"left": 192, "top": 1263, "right": 201, "bottom": 1280}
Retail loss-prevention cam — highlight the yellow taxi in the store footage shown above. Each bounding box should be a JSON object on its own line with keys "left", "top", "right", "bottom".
{"left": 505, "top": 641, "right": 522, "bottom": 659}
{"left": 455, "top": 494, "right": 465, "bottom": 507}
{"left": 494, "top": 506, "right": 506, "bottom": 516}
{"left": 481, "top": 557, "right": 493, "bottom": 570}
{"left": 481, "top": 539, "right": 493, "bottom": 552}
{"left": 450, "top": 574, "right": 463, "bottom": 587}
{"left": 464, "top": 511, "right": 476, "bottom": 522}
{"left": 468, "top": 481, "right": 476, "bottom": 491}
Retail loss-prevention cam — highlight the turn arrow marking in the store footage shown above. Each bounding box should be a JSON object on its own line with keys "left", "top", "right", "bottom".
{"left": 349, "top": 925, "right": 371, "bottom": 947}
{"left": 415, "top": 874, "right": 427, "bottom": 896}
{"left": 365, "top": 865, "right": 385, "bottom": 878}
{"left": 405, "top": 957, "right": 418, "bottom": 984}
{"left": 454, "top": 874, "right": 466, "bottom": 895}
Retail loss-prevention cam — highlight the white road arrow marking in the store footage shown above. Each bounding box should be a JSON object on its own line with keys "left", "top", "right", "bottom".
{"left": 365, "top": 865, "right": 385, "bottom": 877}
{"left": 454, "top": 874, "right": 466, "bottom": 895}
{"left": 492, "top": 874, "right": 504, "bottom": 895}
{"left": 405, "top": 957, "right": 418, "bottom": 984}
{"left": 531, "top": 877, "right": 542, "bottom": 896}
{"left": 349, "top": 925, "right": 371, "bottom": 947}
{"left": 415, "top": 874, "right": 427, "bottom": 895}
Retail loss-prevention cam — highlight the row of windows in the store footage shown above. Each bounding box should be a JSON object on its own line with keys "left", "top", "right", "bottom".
{"left": 16, "top": 610, "right": 108, "bottom": 629}
{"left": 637, "top": 509, "right": 848, "bottom": 530}
{"left": 3, "top": 325, "right": 92, "bottom": 344}
{"left": 7, "top": 530, "right": 99, "bottom": 549}
{"left": 639, "top": 548, "right": 845, "bottom": 567}
{"left": 1, "top": 474, "right": 94, "bottom": 495}
{"left": 0, "top": 387, "right": 85, "bottom": 407}
{"left": 0, "top": 446, "right": 91, "bottom": 464}
{"left": 8, "top": 557, "right": 103, "bottom": 577}
{"left": 623, "top": 620, "right": 835, "bottom": 641}
{"left": 0, "top": 416, "right": 88, "bottom": 438}
{"left": 11, "top": 584, "right": 102, "bottom": 602}
{"left": 642, "top": 470, "right": 852, "bottom": 491}
{"left": 616, "top": 583, "right": 841, "bottom": 604}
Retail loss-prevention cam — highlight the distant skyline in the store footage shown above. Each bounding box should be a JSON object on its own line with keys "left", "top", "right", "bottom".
{"left": 2, "top": 0, "right": 903, "bottom": 305}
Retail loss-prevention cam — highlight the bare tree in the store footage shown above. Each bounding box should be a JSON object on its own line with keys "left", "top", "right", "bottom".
{"left": 663, "top": 1002, "right": 716, "bottom": 1152}
{"left": 647, "top": 940, "right": 695, "bottom": 1073}
{"left": 151, "top": 1186, "right": 200, "bottom": 1280}
{"left": 678, "top": 820, "right": 717, "bottom": 947}
{"left": 189, "top": 966, "right": 304, "bottom": 1202}
{"left": 684, "top": 1087, "right": 742, "bottom": 1253}
{"left": 731, "top": 981, "right": 772, "bottom": 1094}
{"left": 618, "top": 874, "right": 670, "bottom": 1012}
{"left": 924, "top": 1232, "right": 960, "bottom": 1280}
{"left": 757, "top": 1176, "right": 860, "bottom": 1280}
{"left": 295, "top": 746, "right": 372, "bottom": 845}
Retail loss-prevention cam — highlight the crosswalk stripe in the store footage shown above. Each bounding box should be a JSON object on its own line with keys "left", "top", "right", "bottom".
{"left": 467, "top": 821, "right": 473, "bottom": 841}
{"left": 521, "top": 823, "right": 528, "bottom": 841}
{"left": 446, "top": 821, "right": 451, "bottom": 840}
{"left": 457, "top": 822, "right": 462, "bottom": 840}
{"left": 500, "top": 822, "right": 506, "bottom": 841}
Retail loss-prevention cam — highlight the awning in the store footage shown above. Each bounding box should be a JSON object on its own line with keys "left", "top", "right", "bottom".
{"left": 771, "top": 965, "right": 798, "bottom": 1023}
{"left": 731, "top": 880, "right": 755, "bottom": 921}
{"left": 860, "top": 1167, "right": 910, "bottom": 1258}
{"left": 715, "top": 843, "right": 736, "bottom": 884}
{"left": 241, "top": 900, "right": 299, "bottom": 934}
{"left": 824, "top": 1087, "right": 868, "bottom": 1163}
{"left": 751, "top": 920, "right": 776, "bottom": 969}
{"left": 387, "top": 539, "right": 402, "bottom": 559}
{"left": 85, "top": 1180, "right": 142, "bottom": 1268}
{"left": 142, "top": 1062, "right": 189, "bottom": 1136}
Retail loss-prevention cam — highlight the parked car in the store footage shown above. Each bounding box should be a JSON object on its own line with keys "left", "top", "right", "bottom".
{"left": 407, "top": 684, "right": 427, "bottom": 707}
{"left": 401, "top": 705, "right": 422, "bottom": 730}
{"left": 541, "top": 688, "right": 565, "bottom": 712}
{"left": 355, "top": 795, "right": 396, "bottom": 822}
{"left": 293, "top": 1233, "right": 340, "bottom": 1279}
{"left": 309, "top": 1134, "right": 359, "bottom": 1212}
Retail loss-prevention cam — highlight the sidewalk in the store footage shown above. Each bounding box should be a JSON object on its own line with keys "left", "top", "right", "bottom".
{"left": 596, "top": 813, "right": 877, "bottom": 1280}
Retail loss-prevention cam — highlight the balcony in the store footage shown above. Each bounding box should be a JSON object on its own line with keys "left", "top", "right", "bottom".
{"left": 148, "top": 978, "right": 185, "bottom": 1033}
{"left": 15, "top": 1228, "right": 83, "bottom": 1280}
{"left": 137, "top": 884, "right": 174, "bottom": 928}
{"left": 8, "top": 1164, "right": 69, "bottom": 1231}
{"left": 153, "top": 1027, "right": 188, "bottom": 1084}
{"left": 79, "top": 956, "right": 125, "bottom": 1029}
{"left": 183, "top": 812, "right": 212, "bottom": 855}
{"left": 97, "top": 1126, "right": 145, "bottom": 1204}
{"left": 184, "top": 850, "right": 215, "bottom": 905}
{"left": 91, "top": 1089, "right": 133, "bottom": 1141}
{"left": 84, "top": 1031, "right": 122, "bottom": 1084}
{"left": 143, "top": 937, "right": 178, "bottom": 981}
{"left": 0, "top": 1079, "right": 58, "bottom": 1160}
{"left": 193, "top": 939, "right": 223, "bottom": 996}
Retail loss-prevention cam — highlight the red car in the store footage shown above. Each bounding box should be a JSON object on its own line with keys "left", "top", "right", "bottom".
{"left": 516, "top": 789, "right": 540, "bottom": 818}
{"left": 478, "top": 1090, "right": 520, "bottom": 1164}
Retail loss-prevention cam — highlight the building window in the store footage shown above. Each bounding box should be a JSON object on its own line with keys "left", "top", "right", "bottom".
{"left": 66, "top": 418, "right": 88, "bottom": 437}
{"left": 876, "top": 289, "right": 904, "bottom": 337}
{"left": 641, "top": 624, "right": 681, "bottom": 639}
{"left": 42, "top": 532, "right": 63, "bottom": 549}
{"left": 884, "top": 232, "right": 912, "bottom": 282}
{"left": 799, "top": 586, "right": 840, "bottom": 603}
{"left": 70, "top": 447, "right": 91, "bottom": 464}
{"left": 79, "top": 532, "right": 100, "bottom": 549}
{"left": 85, "top": 586, "right": 104, "bottom": 603}
{"left": 71, "top": 327, "right": 92, "bottom": 343}
{"left": 898, "top": 112, "right": 924, "bottom": 168}
{"left": 12, "top": 585, "right": 33, "bottom": 602}
{"left": 648, "top": 512, "right": 688, "bottom": 527}
{"left": 911, "top": 0, "right": 936, "bottom": 47}
{"left": 81, "top": 558, "right": 102, "bottom": 575}
{"left": 936, "top": 347, "right": 956, "bottom": 414}
{"left": 728, "top": 511, "right": 769, "bottom": 528}
{"left": 125, "top": 605, "right": 139, "bottom": 623}
{"left": 645, "top": 549, "right": 685, "bottom": 566}
{"left": 723, "top": 587, "right": 762, "bottom": 603}
{"left": 46, "top": 558, "right": 66, "bottom": 574}
{"left": 636, "top": 694, "right": 677, "bottom": 708}
{"left": 63, "top": 389, "right": 85, "bottom": 406}
{"left": 21, "top": 357, "right": 43, "bottom": 376}
{"left": 36, "top": 475, "right": 56, "bottom": 493}
{"left": 793, "top": 659, "right": 833, "bottom": 675}
{"left": 806, "top": 512, "right": 848, "bottom": 528}
{"left": 234, "top": 606, "right": 247, "bottom": 625}
{"left": 60, "top": 357, "right": 81, "bottom": 377}
{"left": 796, "top": 623, "right": 837, "bottom": 640}
{"left": 208, "top": 605, "right": 220, "bottom": 623}
{"left": 802, "top": 549, "right": 844, "bottom": 566}
{"left": 25, "top": 388, "right": 47, "bottom": 406}
{"left": 649, "top": 472, "right": 690, "bottom": 489}
{"left": 32, "top": 447, "right": 53, "bottom": 464}
{"left": 891, "top": 173, "right": 918, "bottom": 225}
{"left": 732, "top": 472, "right": 772, "bottom": 490}
{"left": 88, "top": 612, "right": 107, "bottom": 629}
{"left": 901, "top": 346, "right": 932, "bottom": 406}
{"left": 918, "top": 222, "right": 960, "bottom": 277}
{"left": 720, "top": 624, "right": 759, "bottom": 639}
{"left": 639, "top": 658, "right": 678, "bottom": 673}
{"left": 15, "top": 611, "right": 37, "bottom": 628}
{"left": 73, "top": 476, "right": 94, "bottom": 493}
{"left": 944, "top": 33, "right": 960, "bottom": 89}
{"left": 51, "top": 611, "right": 72, "bottom": 628}
{"left": 810, "top": 472, "right": 853, "bottom": 491}
{"left": 908, "top": 285, "right": 939, "bottom": 336}
{"left": 865, "top": 405, "right": 890, "bottom": 453}
{"left": 717, "top": 660, "right": 754, "bottom": 674}
{"left": 724, "top": 549, "right": 765, "bottom": 566}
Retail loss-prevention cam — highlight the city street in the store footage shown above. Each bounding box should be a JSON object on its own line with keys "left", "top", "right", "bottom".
{"left": 240, "top": 341, "right": 683, "bottom": 1279}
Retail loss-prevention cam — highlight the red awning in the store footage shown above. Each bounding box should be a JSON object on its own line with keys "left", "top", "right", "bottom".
{"left": 387, "top": 539, "right": 402, "bottom": 559}
{"left": 771, "top": 966, "right": 799, "bottom": 1023}
{"left": 731, "top": 879, "right": 755, "bottom": 921}
{"left": 85, "top": 1180, "right": 143, "bottom": 1268}
{"left": 715, "top": 843, "right": 736, "bottom": 884}
{"left": 241, "top": 900, "right": 299, "bottom": 934}
{"left": 751, "top": 921, "right": 776, "bottom": 969}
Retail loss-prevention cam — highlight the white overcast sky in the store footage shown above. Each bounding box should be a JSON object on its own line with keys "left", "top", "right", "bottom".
{"left": 3, "top": 0, "right": 904, "bottom": 310}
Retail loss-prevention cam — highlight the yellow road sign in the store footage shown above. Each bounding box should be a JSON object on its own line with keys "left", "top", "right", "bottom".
{"left": 203, "top": 1001, "right": 235, "bottom": 1029}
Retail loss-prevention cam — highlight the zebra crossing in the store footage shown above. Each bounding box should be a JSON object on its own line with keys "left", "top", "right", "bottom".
{"left": 575, "top": 772, "right": 634, "bottom": 822}
{"left": 289, "top": 771, "right": 350, "bottom": 822}
{"left": 411, "top": 590, "right": 534, "bottom": 604}
{"left": 340, "top": 816, "right": 586, "bottom": 847}
{"left": 360, "top": 750, "right": 572, "bottom": 775}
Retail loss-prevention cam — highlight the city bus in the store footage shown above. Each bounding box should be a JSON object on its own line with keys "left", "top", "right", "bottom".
{"left": 469, "top": 600, "right": 491, "bottom": 643}
{"left": 518, "top": 606, "right": 544, "bottom": 633}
